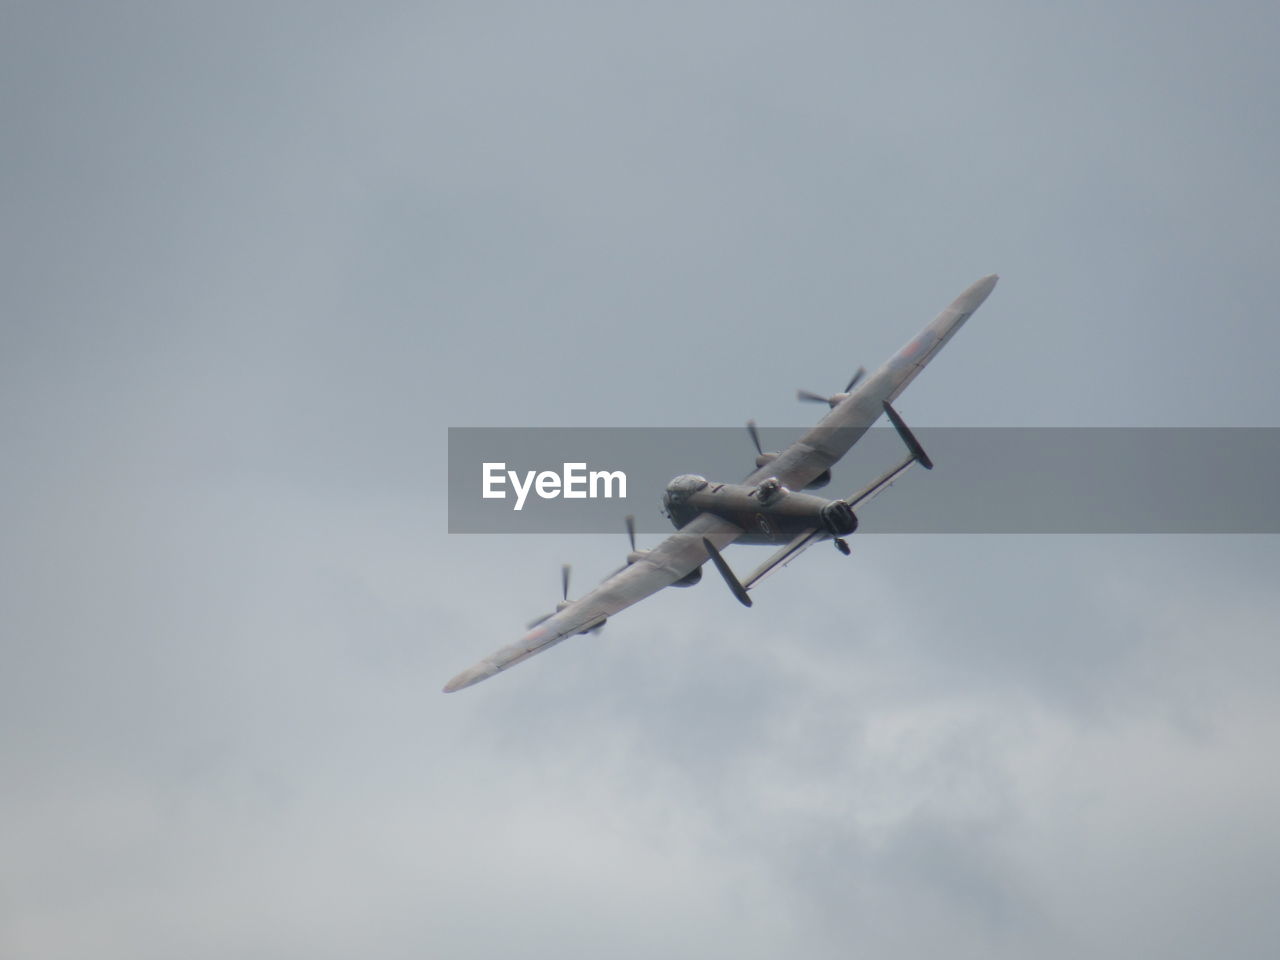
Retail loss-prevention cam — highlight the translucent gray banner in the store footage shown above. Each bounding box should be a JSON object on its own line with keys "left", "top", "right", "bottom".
{"left": 447, "top": 427, "right": 1280, "bottom": 534}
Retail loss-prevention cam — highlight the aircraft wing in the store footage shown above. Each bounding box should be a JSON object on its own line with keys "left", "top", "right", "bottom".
{"left": 743, "top": 274, "right": 998, "bottom": 490}
{"left": 729, "top": 275, "right": 999, "bottom": 591}
{"left": 442, "top": 513, "right": 743, "bottom": 692}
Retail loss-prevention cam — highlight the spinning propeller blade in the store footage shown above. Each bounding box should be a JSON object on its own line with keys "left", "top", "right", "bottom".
{"left": 527, "top": 563, "right": 573, "bottom": 629}
{"left": 797, "top": 367, "right": 866, "bottom": 406}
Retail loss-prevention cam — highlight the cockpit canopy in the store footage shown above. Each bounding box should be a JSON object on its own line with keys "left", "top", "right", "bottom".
{"left": 664, "top": 473, "right": 709, "bottom": 504}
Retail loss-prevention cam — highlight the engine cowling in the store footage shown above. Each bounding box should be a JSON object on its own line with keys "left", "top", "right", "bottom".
{"left": 804, "top": 469, "right": 832, "bottom": 490}
{"left": 820, "top": 501, "right": 858, "bottom": 536}
{"left": 672, "top": 566, "right": 703, "bottom": 588}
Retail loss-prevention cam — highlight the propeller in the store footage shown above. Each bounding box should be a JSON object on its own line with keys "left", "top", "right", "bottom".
{"left": 747, "top": 420, "right": 776, "bottom": 467}
{"left": 623, "top": 513, "right": 651, "bottom": 566}
{"left": 526, "top": 563, "right": 573, "bottom": 628}
{"left": 797, "top": 366, "right": 865, "bottom": 407}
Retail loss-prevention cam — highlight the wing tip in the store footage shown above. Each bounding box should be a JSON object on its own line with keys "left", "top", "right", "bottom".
{"left": 442, "top": 662, "right": 497, "bottom": 693}
{"left": 952, "top": 273, "right": 999, "bottom": 312}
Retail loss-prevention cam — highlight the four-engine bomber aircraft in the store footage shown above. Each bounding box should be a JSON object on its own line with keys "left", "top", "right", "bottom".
{"left": 443, "top": 274, "right": 999, "bottom": 692}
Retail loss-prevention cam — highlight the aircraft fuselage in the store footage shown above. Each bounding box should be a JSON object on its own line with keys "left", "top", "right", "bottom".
{"left": 662, "top": 474, "right": 856, "bottom": 545}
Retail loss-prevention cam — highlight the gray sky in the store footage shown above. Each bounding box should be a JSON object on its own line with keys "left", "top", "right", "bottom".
{"left": 3, "top": 2, "right": 1279, "bottom": 958}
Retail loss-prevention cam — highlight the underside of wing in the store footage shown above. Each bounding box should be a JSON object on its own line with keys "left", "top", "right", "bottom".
{"left": 442, "top": 603, "right": 606, "bottom": 692}
{"left": 742, "top": 274, "right": 998, "bottom": 492}
{"left": 442, "top": 514, "right": 744, "bottom": 691}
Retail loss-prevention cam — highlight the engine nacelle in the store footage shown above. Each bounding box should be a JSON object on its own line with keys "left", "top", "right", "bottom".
{"left": 804, "top": 469, "right": 832, "bottom": 490}
{"left": 672, "top": 566, "right": 703, "bottom": 588}
{"left": 820, "top": 500, "right": 858, "bottom": 536}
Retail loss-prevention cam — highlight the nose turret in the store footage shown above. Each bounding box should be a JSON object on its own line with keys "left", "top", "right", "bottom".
{"left": 663, "top": 474, "right": 708, "bottom": 506}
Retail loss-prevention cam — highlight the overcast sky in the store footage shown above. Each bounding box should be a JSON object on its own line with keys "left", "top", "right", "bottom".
{"left": 3, "top": 3, "right": 1279, "bottom": 958}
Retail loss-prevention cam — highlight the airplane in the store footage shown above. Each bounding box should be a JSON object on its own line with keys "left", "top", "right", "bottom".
{"left": 443, "top": 273, "right": 999, "bottom": 692}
